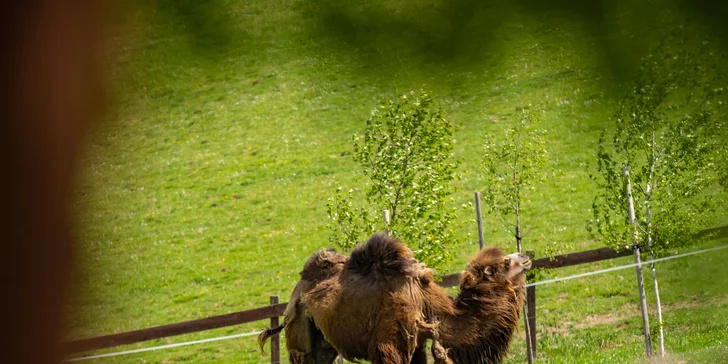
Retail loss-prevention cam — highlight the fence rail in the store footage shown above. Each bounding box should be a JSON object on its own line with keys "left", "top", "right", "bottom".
{"left": 64, "top": 245, "right": 636, "bottom": 356}
{"left": 437, "top": 246, "right": 632, "bottom": 287}
{"left": 65, "top": 303, "right": 286, "bottom": 353}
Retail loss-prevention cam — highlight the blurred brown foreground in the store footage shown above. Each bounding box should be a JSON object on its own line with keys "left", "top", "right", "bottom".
{"left": 0, "top": 1, "right": 106, "bottom": 363}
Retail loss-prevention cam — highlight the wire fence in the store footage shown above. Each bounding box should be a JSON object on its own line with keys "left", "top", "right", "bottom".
{"left": 527, "top": 244, "right": 728, "bottom": 287}
{"left": 64, "top": 244, "right": 728, "bottom": 362}
{"left": 65, "top": 331, "right": 263, "bottom": 362}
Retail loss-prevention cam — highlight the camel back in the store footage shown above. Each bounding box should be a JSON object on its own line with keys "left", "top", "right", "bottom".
{"left": 347, "top": 232, "right": 418, "bottom": 278}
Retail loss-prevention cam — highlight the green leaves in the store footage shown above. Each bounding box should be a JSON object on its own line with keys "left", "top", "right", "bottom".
{"left": 327, "top": 90, "right": 459, "bottom": 271}
{"left": 325, "top": 187, "right": 375, "bottom": 251}
{"left": 481, "top": 104, "right": 548, "bottom": 241}
{"left": 591, "top": 30, "right": 726, "bottom": 255}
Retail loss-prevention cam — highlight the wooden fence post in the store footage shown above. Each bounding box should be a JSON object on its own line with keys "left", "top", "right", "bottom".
{"left": 526, "top": 284, "right": 537, "bottom": 357}
{"left": 525, "top": 257, "right": 537, "bottom": 358}
{"left": 270, "top": 296, "right": 280, "bottom": 364}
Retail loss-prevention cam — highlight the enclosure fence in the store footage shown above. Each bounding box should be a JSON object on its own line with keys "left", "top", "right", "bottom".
{"left": 63, "top": 240, "right": 728, "bottom": 362}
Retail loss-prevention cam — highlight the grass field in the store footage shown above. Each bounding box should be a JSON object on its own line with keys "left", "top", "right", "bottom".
{"left": 67, "top": 0, "right": 728, "bottom": 362}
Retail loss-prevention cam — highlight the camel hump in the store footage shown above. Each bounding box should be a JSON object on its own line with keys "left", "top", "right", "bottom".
{"left": 347, "top": 232, "right": 417, "bottom": 278}
{"left": 300, "top": 248, "right": 348, "bottom": 282}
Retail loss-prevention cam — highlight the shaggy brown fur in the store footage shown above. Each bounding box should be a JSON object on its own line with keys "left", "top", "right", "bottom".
{"left": 262, "top": 233, "right": 529, "bottom": 364}
{"left": 302, "top": 233, "right": 431, "bottom": 364}
{"left": 302, "top": 233, "right": 529, "bottom": 364}
{"left": 258, "top": 248, "right": 347, "bottom": 364}
{"left": 417, "top": 247, "right": 531, "bottom": 364}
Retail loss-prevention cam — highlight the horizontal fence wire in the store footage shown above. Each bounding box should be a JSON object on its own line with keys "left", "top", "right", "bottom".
{"left": 527, "top": 244, "right": 728, "bottom": 287}
{"left": 65, "top": 331, "right": 262, "bottom": 362}
{"left": 64, "top": 244, "right": 728, "bottom": 362}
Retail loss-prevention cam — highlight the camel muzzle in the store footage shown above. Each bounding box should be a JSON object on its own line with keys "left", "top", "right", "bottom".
{"left": 506, "top": 252, "right": 532, "bottom": 271}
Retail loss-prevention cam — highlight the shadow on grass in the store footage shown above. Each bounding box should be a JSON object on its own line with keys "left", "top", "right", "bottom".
{"left": 292, "top": 0, "right": 727, "bottom": 88}
{"left": 696, "top": 224, "right": 728, "bottom": 240}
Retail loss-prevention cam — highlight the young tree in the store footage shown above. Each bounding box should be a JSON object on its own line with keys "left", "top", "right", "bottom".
{"left": 326, "top": 90, "right": 460, "bottom": 272}
{"left": 482, "top": 105, "right": 547, "bottom": 253}
{"left": 590, "top": 30, "right": 727, "bottom": 356}
{"left": 481, "top": 104, "right": 547, "bottom": 363}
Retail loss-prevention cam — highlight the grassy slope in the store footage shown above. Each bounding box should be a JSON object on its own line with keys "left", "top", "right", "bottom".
{"left": 67, "top": 0, "right": 728, "bottom": 362}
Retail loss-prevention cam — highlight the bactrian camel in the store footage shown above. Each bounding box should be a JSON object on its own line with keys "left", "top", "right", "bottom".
{"left": 259, "top": 232, "right": 531, "bottom": 364}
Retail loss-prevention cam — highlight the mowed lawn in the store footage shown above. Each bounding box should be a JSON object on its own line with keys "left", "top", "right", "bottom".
{"left": 67, "top": 0, "right": 728, "bottom": 362}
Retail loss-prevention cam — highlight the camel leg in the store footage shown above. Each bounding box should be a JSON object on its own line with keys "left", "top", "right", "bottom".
{"left": 430, "top": 341, "right": 453, "bottom": 364}
{"left": 311, "top": 344, "right": 338, "bottom": 364}
{"left": 371, "top": 324, "right": 418, "bottom": 364}
{"left": 306, "top": 317, "right": 339, "bottom": 364}
{"left": 414, "top": 319, "right": 452, "bottom": 364}
{"left": 410, "top": 345, "right": 427, "bottom": 364}
{"left": 289, "top": 349, "right": 307, "bottom": 364}
{"left": 411, "top": 322, "right": 429, "bottom": 364}
{"left": 289, "top": 346, "right": 337, "bottom": 364}
{"left": 370, "top": 343, "right": 409, "bottom": 364}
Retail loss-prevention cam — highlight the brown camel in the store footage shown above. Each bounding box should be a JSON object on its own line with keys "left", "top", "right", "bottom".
{"left": 260, "top": 233, "right": 530, "bottom": 364}
{"left": 300, "top": 233, "right": 443, "bottom": 364}
{"left": 258, "top": 248, "right": 346, "bottom": 364}
{"left": 415, "top": 243, "right": 531, "bottom": 364}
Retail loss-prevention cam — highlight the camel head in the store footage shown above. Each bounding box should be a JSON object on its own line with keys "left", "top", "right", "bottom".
{"left": 460, "top": 247, "right": 531, "bottom": 290}
{"left": 442, "top": 247, "right": 531, "bottom": 363}
{"left": 300, "top": 248, "right": 348, "bottom": 282}
{"left": 503, "top": 251, "right": 532, "bottom": 280}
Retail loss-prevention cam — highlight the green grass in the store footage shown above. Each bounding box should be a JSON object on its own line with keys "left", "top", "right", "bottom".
{"left": 513, "top": 238, "right": 728, "bottom": 364}
{"left": 67, "top": 0, "right": 728, "bottom": 362}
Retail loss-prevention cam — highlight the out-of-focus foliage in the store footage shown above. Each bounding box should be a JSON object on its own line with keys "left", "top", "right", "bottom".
{"left": 127, "top": 0, "right": 728, "bottom": 84}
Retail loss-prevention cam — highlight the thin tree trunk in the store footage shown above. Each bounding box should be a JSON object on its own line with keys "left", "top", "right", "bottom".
{"left": 624, "top": 166, "right": 653, "bottom": 358}
{"left": 646, "top": 240, "right": 664, "bottom": 356}
{"left": 645, "top": 131, "right": 666, "bottom": 357}
{"left": 523, "top": 305, "right": 534, "bottom": 363}
{"left": 515, "top": 199, "right": 534, "bottom": 363}
{"left": 515, "top": 211, "right": 523, "bottom": 253}
{"left": 475, "top": 192, "right": 485, "bottom": 251}
{"left": 383, "top": 210, "right": 391, "bottom": 236}
{"left": 510, "top": 132, "right": 533, "bottom": 362}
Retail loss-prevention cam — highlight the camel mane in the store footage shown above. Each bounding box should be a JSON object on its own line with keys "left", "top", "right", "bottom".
{"left": 442, "top": 247, "right": 526, "bottom": 364}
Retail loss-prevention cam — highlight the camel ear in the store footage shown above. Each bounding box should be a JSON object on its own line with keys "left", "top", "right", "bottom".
{"left": 483, "top": 266, "right": 494, "bottom": 277}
